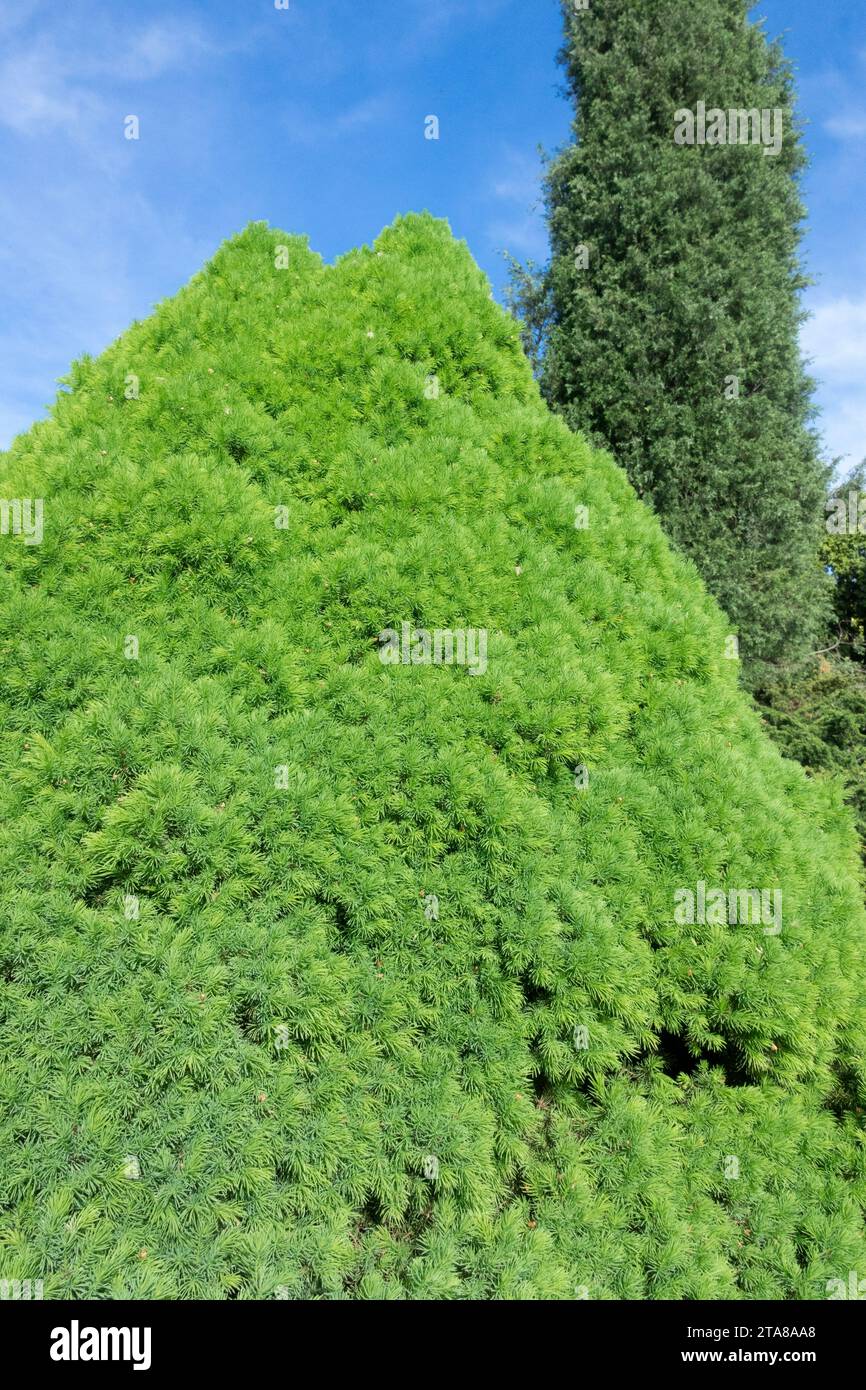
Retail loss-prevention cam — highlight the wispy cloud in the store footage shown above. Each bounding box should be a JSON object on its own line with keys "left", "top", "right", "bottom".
{"left": 0, "top": 3, "right": 286, "bottom": 451}
{"left": 117, "top": 20, "right": 216, "bottom": 81}
{"left": 0, "top": 174, "right": 213, "bottom": 450}
{"left": 0, "top": 0, "right": 44, "bottom": 40}
{"left": 361, "top": 0, "right": 510, "bottom": 68}
{"left": 803, "top": 297, "right": 866, "bottom": 380}
{"left": 282, "top": 94, "right": 395, "bottom": 147}
{"left": 485, "top": 146, "right": 548, "bottom": 261}
{"left": 0, "top": 15, "right": 233, "bottom": 143}
{"left": 0, "top": 46, "right": 100, "bottom": 135}
{"left": 824, "top": 111, "right": 866, "bottom": 140}
{"left": 802, "top": 296, "right": 866, "bottom": 466}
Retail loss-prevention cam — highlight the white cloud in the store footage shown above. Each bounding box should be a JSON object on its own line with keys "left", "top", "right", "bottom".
{"left": 492, "top": 167, "right": 541, "bottom": 205}
{"left": 802, "top": 297, "right": 866, "bottom": 467}
{"left": 487, "top": 212, "right": 548, "bottom": 261}
{"left": 824, "top": 112, "right": 866, "bottom": 140}
{"left": 364, "top": 0, "right": 509, "bottom": 65}
{"left": 118, "top": 21, "right": 214, "bottom": 81}
{"left": 0, "top": 5, "right": 258, "bottom": 451}
{"left": 0, "top": 47, "right": 100, "bottom": 134}
{"left": 335, "top": 96, "right": 393, "bottom": 133}
{"left": 282, "top": 95, "right": 394, "bottom": 146}
{"left": 802, "top": 297, "right": 866, "bottom": 380}
{"left": 0, "top": 16, "right": 228, "bottom": 141}
{"left": 486, "top": 147, "right": 548, "bottom": 261}
{"left": 821, "top": 397, "right": 866, "bottom": 472}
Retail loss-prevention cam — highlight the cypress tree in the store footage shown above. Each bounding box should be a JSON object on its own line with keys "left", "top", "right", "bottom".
{"left": 538, "top": 0, "right": 830, "bottom": 689}
{"left": 1, "top": 216, "right": 865, "bottom": 1298}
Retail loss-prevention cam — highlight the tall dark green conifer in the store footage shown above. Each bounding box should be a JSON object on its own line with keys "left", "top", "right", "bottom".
{"left": 538, "top": 0, "right": 829, "bottom": 688}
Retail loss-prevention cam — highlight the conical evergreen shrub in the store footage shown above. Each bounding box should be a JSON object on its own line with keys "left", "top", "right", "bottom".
{"left": 1, "top": 215, "right": 865, "bottom": 1300}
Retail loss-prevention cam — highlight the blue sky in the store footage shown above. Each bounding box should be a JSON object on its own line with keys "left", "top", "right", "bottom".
{"left": 0, "top": 0, "right": 863, "bottom": 468}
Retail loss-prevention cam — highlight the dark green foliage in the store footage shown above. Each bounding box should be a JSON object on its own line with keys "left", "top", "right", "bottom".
{"left": 531, "top": 0, "right": 830, "bottom": 688}
{"left": 758, "top": 464, "right": 866, "bottom": 864}
{"left": 758, "top": 659, "right": 866, "bottom": 861}
{"left": 823, "top": 462, "right": 866, "bottom": 663}
{"left": 1, "top": 216, "right": 865, "bottom": 1299}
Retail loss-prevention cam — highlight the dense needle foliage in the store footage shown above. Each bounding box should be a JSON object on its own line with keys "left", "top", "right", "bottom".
{"left": 531, "top": 0, "right": 831, "bottom": 689}
{"left": 1, "top": 216, "right": 865, "bottom": 1299}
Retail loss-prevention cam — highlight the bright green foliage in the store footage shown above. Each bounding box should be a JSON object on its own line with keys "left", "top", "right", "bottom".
{"left": 532, "top": 0, "right": 831, "bottom": 689}
{"left": 1, "top": 215, "right": 865, "bottom": 1300}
